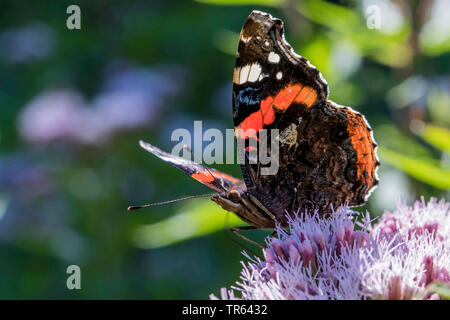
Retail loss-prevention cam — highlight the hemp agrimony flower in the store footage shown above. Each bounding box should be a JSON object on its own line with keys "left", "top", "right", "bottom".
{"left": 211, "top": 198, "right": 449, "bottom": 300}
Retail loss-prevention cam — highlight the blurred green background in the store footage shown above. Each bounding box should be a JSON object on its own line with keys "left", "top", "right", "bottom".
{"left": 0, "top": 0, "right": 448, "bottom": 299}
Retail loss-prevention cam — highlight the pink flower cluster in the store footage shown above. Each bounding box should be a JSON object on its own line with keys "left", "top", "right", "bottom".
{"left": 211, "top": 198, "right": 449, "bottom": 300}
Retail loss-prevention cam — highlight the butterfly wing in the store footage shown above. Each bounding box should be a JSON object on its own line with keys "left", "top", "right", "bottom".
{"left": 232, "top": 11, "right": 379, "bottom": 216}
{"left": 139, "top": 140, "right": 240, "bottom": 193}
{"left": 233, "top": 11, "right": 329, "bottom": 188}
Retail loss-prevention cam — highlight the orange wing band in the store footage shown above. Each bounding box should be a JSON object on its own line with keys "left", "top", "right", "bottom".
{"left": 237, "top": 84, "right": 317, "bottom": 139}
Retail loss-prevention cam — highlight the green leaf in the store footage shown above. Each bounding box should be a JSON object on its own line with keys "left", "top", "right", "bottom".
{"left": 375, "top": 125, "right": 433, "bottom": 158}
{"left": 428, "top": 282, "right": 450, "bottom": 300}
{"left": 212, "top": 29, "right": 239, "bottom": 55}
{"left": 132, "top": 199, "right": 246, "bottom": 249}
{"left": 428, "top": 88, "right": 450, "bottom": 127}
{"left": 419, "top": 21, "right": 450, "bottom": 56}
{"left": 420, "top": 125, "right": 450, "bottom": 153}
{"left": 195, "top": 0, "right": 282, "bottom": 6}
{"left": 296, "top": 0, "right": 360, "bottom": 33}
{"left": 421, "top": 39, "right": 450, "bottom": 56}
{"left": 300, "top": 35, "right": 332, "bottom": 79}
{"left": 296, "top": 0, "right": 411, "bottom": 68}
{"left": 379, "top": 147, "right": 450, "bottom": 190}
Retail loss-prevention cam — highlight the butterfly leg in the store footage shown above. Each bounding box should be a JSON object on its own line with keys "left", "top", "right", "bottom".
{"left": 230, "top": 226, "right": 264, "bottom": 249}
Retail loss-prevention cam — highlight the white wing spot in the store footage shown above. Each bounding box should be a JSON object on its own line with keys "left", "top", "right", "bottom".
{"left": 248, "top": 63, "right": 262, "bottom": 82}
{"left": 268, "top": 52, "right": 280, "bottom": 63}
{"left": 276, "top": 71, "right": 282, "bottom": 80}
{"left": 235, "top": 63, "right": 267, "bottom": 84}
{"left": 239, "top": 65, "right": 250, "bottom": 84}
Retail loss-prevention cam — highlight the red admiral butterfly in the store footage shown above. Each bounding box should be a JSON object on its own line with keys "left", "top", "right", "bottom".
{"left": 132, "top": 11, "right": 379, "bottom": 231}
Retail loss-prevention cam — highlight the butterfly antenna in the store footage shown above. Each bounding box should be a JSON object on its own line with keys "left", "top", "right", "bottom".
{"left": 127, "top": 193, "right": 214, "bottom": 211}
